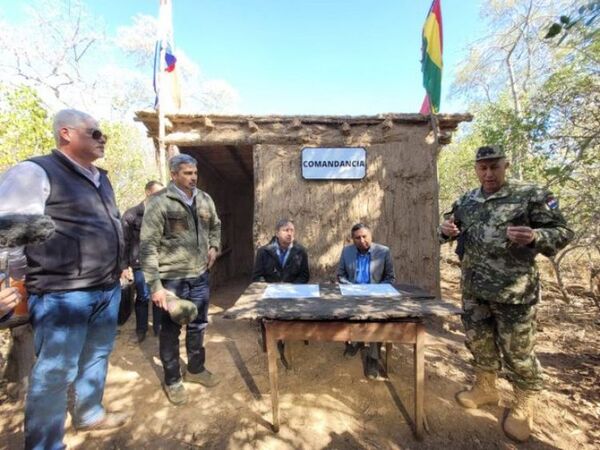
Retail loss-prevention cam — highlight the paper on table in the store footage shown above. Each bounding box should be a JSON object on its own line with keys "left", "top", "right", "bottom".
{"left": 339, "top": 284, "right": 400, "bottom": 297}
{"left": 262, "top": 284, "right": 320, "bottom": 299}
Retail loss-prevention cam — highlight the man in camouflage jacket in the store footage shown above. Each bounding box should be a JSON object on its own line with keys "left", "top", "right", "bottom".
{"left": 439, "top": 145, "right": 573, "bottom": 442}
{"left": 141, "top": 154, "right": 221, "bottom": 406}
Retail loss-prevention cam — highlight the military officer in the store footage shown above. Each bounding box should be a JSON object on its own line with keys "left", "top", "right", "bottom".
{"left": 439, "top": 145, "right": 573, "bottom": 442}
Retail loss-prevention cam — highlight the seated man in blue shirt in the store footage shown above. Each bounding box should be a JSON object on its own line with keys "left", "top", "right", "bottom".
{"left": 337, "top": 223, "right": 396, "bottom": 380}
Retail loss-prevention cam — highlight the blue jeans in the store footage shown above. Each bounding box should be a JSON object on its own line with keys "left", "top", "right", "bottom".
{"left": 161, "top": 272, "right": 210, "bottom": 385}
{"left": 25, "top": 283, "right": 120, "bottom": 450}
{"left": 133, "top": 269, "right": 161, "bottom": 335}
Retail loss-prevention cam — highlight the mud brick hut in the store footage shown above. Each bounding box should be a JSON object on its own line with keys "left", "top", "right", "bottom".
{"left": 135, "top": 112, "right": 471, "bottom": 294}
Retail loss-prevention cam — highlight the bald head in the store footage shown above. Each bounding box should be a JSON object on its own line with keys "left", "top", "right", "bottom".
{"left": 53, "top": 109, "right": 95, "bottom": 146}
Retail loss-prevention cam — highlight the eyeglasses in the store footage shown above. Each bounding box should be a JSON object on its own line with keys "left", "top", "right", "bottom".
{"left": 66, "top": 127, "right": 108, "bottom": 142}
{"left": 86, "top": 128, "right": 108, "bottom": 142}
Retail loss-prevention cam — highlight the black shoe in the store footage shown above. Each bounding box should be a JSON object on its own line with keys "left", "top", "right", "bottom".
{"left": 365, "top": 356, "right": 379, "bottom": 380}
{"left": 136, "top": 331, "right": 146, "bottom": 343}
{"left": 343, "top": 342, "right": 362, "bottom": 359}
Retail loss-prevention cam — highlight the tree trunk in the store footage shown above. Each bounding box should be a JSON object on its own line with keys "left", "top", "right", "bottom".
{"left": 550, "top": 256, "right": 570, "bottom": 304}
{"left": 589, "top": 252, "right": 600, "bottom": 309}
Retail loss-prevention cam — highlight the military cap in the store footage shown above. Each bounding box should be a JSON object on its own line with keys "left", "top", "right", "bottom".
{"left": 166, "top": 291, "right": 198, "bottom": 325}
{"left": 475, "top": 145, "right": 506, "bottom": 161}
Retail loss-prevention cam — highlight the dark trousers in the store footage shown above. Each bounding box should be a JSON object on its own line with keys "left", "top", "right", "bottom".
{"left": 160, "top": 272, "right": 210, "bottom": 386}
{"left": 133, "top": 269, "right": 161, "bottom": 335}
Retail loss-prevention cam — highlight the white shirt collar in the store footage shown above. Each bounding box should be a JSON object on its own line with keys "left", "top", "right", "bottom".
{"left": 57, "top": 150, "right": 100, "bottom": 187}
{"left": 172, "top": 183, "right": 198, "bottom": 206}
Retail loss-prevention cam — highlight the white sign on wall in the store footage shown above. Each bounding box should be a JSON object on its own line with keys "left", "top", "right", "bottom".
{"left": 301, "top": 147, "right": 366, "bottom": 180}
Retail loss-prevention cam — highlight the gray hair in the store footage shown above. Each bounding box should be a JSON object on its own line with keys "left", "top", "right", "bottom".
{"left": 275, "top": 218, "right": 293, "bottom": 231}
{"left": 53, "top": 109, "right": 95, "bottom": 146}
{"left": 169, "top": 154, "right": 197, "bottom": 173}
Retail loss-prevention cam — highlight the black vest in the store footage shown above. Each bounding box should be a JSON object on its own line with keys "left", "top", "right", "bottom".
{"left": 25, "top": 150, "right": 123, "bottom": 293}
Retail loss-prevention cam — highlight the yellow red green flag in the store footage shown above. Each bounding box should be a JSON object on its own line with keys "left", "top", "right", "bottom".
{"left": 420, "top": 0, "right": 443, "bottom": 114}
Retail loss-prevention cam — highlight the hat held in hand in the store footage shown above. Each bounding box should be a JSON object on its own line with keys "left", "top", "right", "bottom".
{"left": 166, "top": 292, "right": 198, "bottom": 325}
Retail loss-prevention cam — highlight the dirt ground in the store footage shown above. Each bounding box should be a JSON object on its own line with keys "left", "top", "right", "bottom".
{"left": 1, "top": 254, "right": 599, "bottom": 449}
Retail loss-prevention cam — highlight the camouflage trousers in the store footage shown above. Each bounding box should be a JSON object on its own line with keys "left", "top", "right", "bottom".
{"left": 461, "top": 296, "right": 543, "bottom": 391}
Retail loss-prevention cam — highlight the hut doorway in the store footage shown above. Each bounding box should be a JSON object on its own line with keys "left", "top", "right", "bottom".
{"left": 182, "top": 145, "right": 255, "bottom": 288}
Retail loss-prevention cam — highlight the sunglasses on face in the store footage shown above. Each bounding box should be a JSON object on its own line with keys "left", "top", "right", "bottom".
{"left": 86, "top": 128, "right": 108, "bottom": 142}
{"left": 66, "top": 127, "right": 108, "bottom": 142}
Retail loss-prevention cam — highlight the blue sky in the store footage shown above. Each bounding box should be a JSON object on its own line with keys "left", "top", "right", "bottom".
{"left": 2, "top": 0, "right": 483, "bottom": 115}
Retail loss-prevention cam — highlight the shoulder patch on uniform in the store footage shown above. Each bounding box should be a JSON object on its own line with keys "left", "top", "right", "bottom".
{"left": 545, "top": 195, "right": 559, "bottom": 210}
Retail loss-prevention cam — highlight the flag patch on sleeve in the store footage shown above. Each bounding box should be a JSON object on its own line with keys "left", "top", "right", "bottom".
{"left": 546, "top": 195, "right": 558, "bottom": 210}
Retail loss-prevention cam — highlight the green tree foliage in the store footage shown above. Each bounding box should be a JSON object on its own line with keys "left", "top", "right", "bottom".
{"left": 438, "top": 96, "right": 542, "bottom": 215}
{"left": 0, "top": 84, "right": 158, "bottom": 210}
{"left": 97, "top": 121, "right": 160, "bottom": 210}
{"left": 438, "top": 139, "right": 478, "bottom": 215}
{"left": 441, "top": 0, "right": 599, "bottom": 300}
{"left": 545, "top": 1, "right": 599, "bottom": 49}
{"left": 0, "top": 85, "right": 54, "bottom": 171}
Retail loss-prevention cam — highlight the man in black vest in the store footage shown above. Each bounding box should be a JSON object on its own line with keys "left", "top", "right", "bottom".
{"left": 122, "top": 180, "right": 164, "bottom": 343}
{"left": 0, "top": 109, "right": 129, "bottom": 449}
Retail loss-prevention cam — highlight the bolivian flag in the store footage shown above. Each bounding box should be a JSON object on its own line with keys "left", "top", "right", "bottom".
{"left": 420, "top": 0, "right": 443, "bottom": 114}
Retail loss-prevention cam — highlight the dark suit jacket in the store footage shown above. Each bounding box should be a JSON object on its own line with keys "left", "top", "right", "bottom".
{"left": 252, "top": 238, "right": 310, "bottom": 283}
{"left": 337, "top": 242, "right": 396, "bottom": 284}
{"left": 122, "top": 201, "right": 145, "bottom": 270}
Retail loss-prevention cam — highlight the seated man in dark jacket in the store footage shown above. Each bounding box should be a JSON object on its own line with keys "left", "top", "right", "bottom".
{"left": 252, "top": 218, "right": 309, "bottom": 283}
{"left": 252, "top": 218, "right": 309, "bottom": 368}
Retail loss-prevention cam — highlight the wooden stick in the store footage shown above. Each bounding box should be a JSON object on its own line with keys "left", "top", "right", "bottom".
{"left": 385, "top": 342, "right": 393, "bottom": 376}
{"left": 427, "top": 96, "right": 441, "bottom": 146}
{"left": 265, "top": 321, "right": 280, "bottom": 432}
{"left": 157, "top": 43, "right": 167, "bottom": 185}
{"left": 414, "top": 322, "right": 425, "bottom": 440}
{"left": 429, "top": 96, "right": 443, "bottom": 300}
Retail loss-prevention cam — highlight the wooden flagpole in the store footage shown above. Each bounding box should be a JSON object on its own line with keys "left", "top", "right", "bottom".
{"left": 157, "top": 2, "right": 168, "bottom": 186}
{"left": 427, "top": 95, "right": 443, "bottom": 300}
{"left": 157, "top": 72, "right": 167, "bottom": 185}
{"left": 427, "top": 96, "right": 440, "bottom": 147}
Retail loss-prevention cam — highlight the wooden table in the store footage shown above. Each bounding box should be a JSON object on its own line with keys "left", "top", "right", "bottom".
{"left": 224, "top": 282, "right": 461, "bottom": 439}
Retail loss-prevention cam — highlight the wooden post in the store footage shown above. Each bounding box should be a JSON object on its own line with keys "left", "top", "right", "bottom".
{"left": 285, "top": 339, "right": 293, "bottom": 369}
{"left": 157, "top": 106, "right": 167, "bottom": 185}
{"left": 385, "top": 342, "right": 393, "bottom": 376}
{"left": 156, "top": 37, "right": 168, "bottom": 185}
{"left": 414, "top": 322, "right": 426, "bottom": 440}
{"left": 264, "top": 322, "right": 280, "bottom": 432}
{"left": 429, "top": 96, "right": 443, "bottom": 300}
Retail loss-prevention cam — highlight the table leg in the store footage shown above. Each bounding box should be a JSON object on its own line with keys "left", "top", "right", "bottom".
{"left": 265, "top": 324, "right": 280, "bottom": 432}
{"left": 259, "top": 320, "right": 267, "bottom": 353}
{"left": 414, "top": 322, "right": 425, "bottom": 440}
{"left": 286, "top": 340, "right": 293, "bottom": 369}
{"left": 384, "top": 342, "right": 393, "bottom": 376}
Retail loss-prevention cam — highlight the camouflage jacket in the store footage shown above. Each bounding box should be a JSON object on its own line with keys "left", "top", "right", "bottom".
{"left": 439, "top": 181, "right": 573, "bottom": 304}
{"left": 140, "top": 182, "right": 221, "bottom": 293}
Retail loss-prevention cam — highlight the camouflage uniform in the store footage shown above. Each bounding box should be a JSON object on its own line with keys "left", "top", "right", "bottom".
{"left": 440, "top": 181, "right": 573, "bottom": 390}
